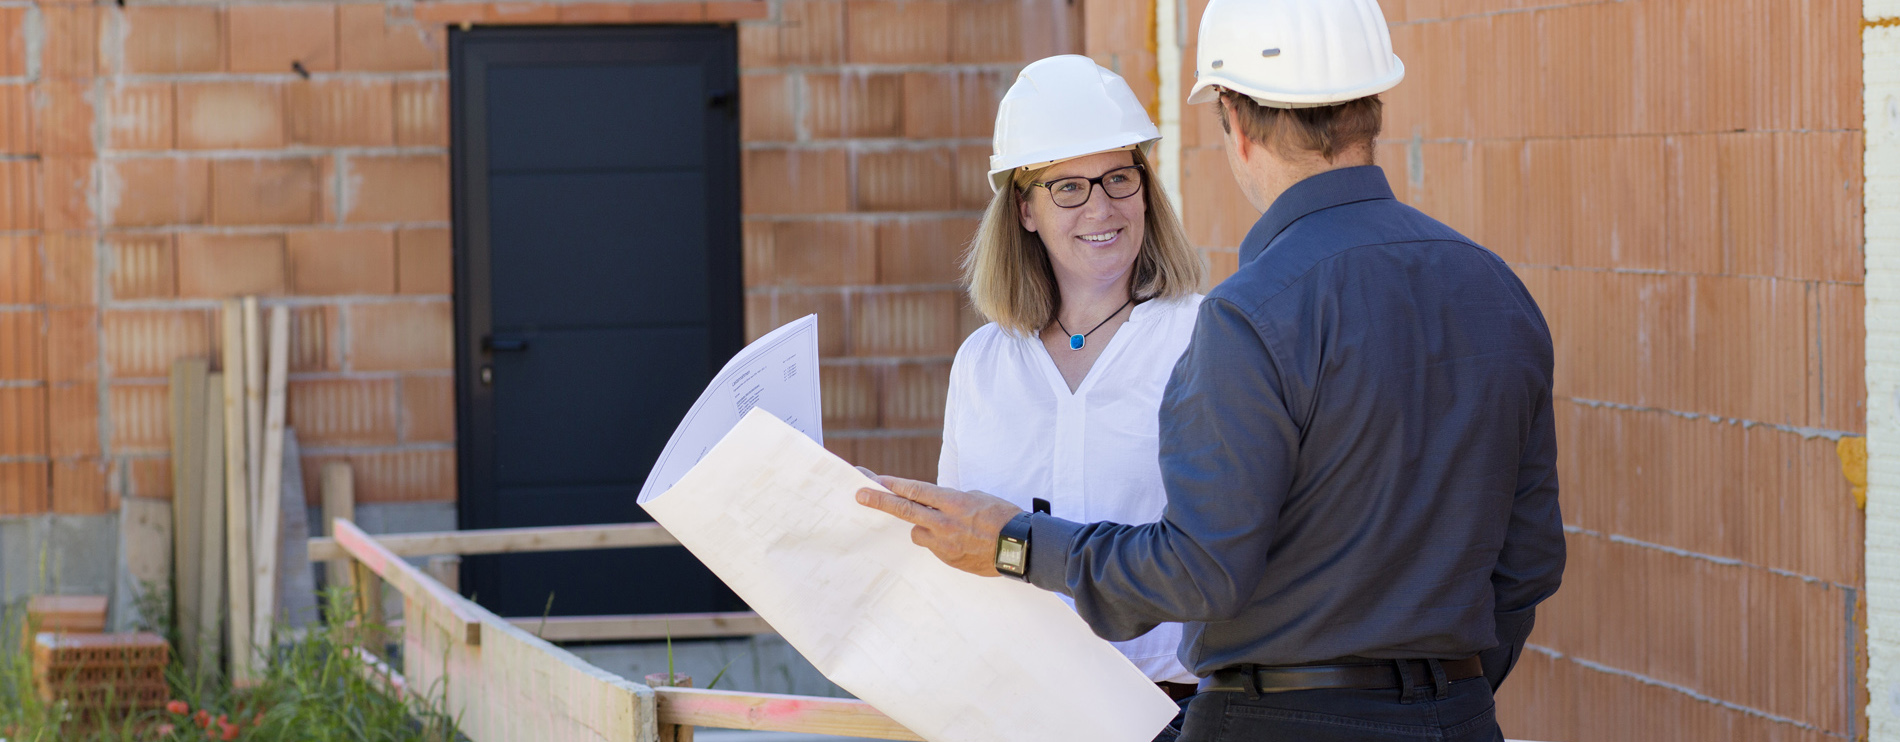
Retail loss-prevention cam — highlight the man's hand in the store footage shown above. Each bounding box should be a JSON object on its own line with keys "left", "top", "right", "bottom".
{"left": 856, "top": 476, "right": 1023, "bottom": 577}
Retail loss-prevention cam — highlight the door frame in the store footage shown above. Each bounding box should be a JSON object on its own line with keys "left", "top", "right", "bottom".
{"left": 449, "top": 25, "right": 744, "bottom": 566}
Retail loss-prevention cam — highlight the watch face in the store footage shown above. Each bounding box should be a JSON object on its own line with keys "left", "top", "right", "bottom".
{"left": 997, "top": 538, "right": 1027, "bottom": 574}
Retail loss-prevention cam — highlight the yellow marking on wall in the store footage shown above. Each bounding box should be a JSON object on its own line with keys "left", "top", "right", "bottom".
{"left": 1869, "top": 16, "right": 1900, "bottom": 29}
{"left": 1845, "top": 436, "right": 1870, "bottom": 510}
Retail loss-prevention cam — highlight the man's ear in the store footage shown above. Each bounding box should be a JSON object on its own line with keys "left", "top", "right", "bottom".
{"left": 1018, "top": 188, "right": 1038, "bottom": 233}
{"left": 1221, "top": 101, "right": 1256, "bottom": 166}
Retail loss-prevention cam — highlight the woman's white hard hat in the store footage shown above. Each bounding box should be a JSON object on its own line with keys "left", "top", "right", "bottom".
{"left": 988, "top": 55, "right": 1160, "bottom": 193}
{"left": 1187, "top": 0, "right": 1404, "bottom": 109}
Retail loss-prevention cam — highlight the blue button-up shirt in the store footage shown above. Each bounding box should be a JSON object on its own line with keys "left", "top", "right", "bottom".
{"left": 1025, "top": 165, "right": 1565, "bottom": 677}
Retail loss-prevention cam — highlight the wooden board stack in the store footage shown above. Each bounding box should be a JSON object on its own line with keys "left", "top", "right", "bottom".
{"left": 168, "top": 296, "right": 294, "bottom": 686}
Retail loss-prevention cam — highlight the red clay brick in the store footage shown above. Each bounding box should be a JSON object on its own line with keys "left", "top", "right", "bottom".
{"left": 39, "top": 6, "right": 97, "bottom": 80}
{"left": 107, "top": 157, "right": 208, "bottom": 227}
{"left": 0, "top": 9, "right": 26, "bottom": 78}
{"left": 211, "top": 158, "right": 321, "bottom": 226}
{"left": 762, "top": 220, "right": 877, "bottom": 286}
{"left": 850, "top": 434, "right": 939, "bottom": 481}
{"left": 175, "top": 233, "right": 286, "bottom": 297}
{"left": 902, "top": 70, "right": 1005, "bottom": 140}
{"left": 0, "top": 237, "right": 32, "bottom": 305}
{"left": 176, "top": 82, "right": 284, "bottom": 150}
{"left": 107, "top": 383, "right": 168, "bottom": 453}
{"left": 857, "top": 147, "right": 957, "bottom": 212}
{"left": 288, "top": 79, "right": 395, "bottom": 147}
{"left": 487, "top": 3, "right": 560, "bottom": 23}
{"left": 338, "top": 5, "right": 443, "bottom": 72}
{"left": 394, "top": 80, "right": 446, "bottom": 147}
{"left": 0, "top": 160, "right": 40, "bottom": 231}
{"left": 45, "top": 307, "right": 95, "bottom": 383}
{"left": 37, "top": 81, "right": 93, "bottom": 157}
{"left": 40, "top": 158, "right": 92, "bottom": 231}
{"left": 847, "top": 0, "right": 949, "bottom": 64}
{"left": 0, "top": 309, "right": 41, "bottom": 380}
{"left": 227, "top": 4, "right": 338, "bottom": 74}
{"left": 555, "top": 3, "right": 636, "bottom": 22}
{"left": 51, "top": 459, "right": 110, "bottom": 514}
{"left": 41, "top": 232, "right": 93, "bottom": 306}
{"left": 121, "top": 7, "right": 223, "bottom": 75}
{"left": 287, "top": 229, "right": 396, "bottom": 295}
{"left": 412, "top": 2, "right": 490, "bottom": 24}
{"left": 289, "top": 304, "right": 341, "bottom": 372}
{"left": 705, "top": 1, "right": 769, "bottom": 21}
{"left": 624, "top": 2, "right": 705, "bottom": 22}
{"left": 821, "top": 363, "right": 878, "bottom": 429}
{"left": 0, "top": 386, "right": 47, "bottom": 457}
{"left": 0, "top": 461, "right": 48, "bottom": 515}
{"left": 767, "top": 289, "right": 846, "bottom": 355}
{"left": 46, "top": 382, "right": 98, "bottom": 458}
{"left": 345, "top": 155, "right": 448, "bottom": 223}
{"left": 742, "top": 0, "right": 843, "bottom": 66}
{"left": 953, "top": 144, "right": 990, "bottom": 210}
{"left": 287, "top": 377, "right": 398, "bottom": 447}
{"left": 1816, "top": 282, "right": 1865, "bottom": 433}
{"left": 121, "top": 457, "right": 171, "bottom": 502}
{"left": 951, "top": 0, "right": 1079, "bottom": 64}
{"left": 396, "top": 228, "right": 450, "bottom": 294}
{"left": 347, "top": 301, "right": 451, "bottom": 371}
{"left": 107, "top": 235, "right": 174, "bottom": 301}
{"left": 106, "top": 83, "right": 172, "bottom": 151}
{"left": 299, "top": 448, "right": 455, "bottom": 503}
{"left": 879, "top": 361, "right": 948, "bottom": 428}
{"left": 740, "top": 74, "right": 795, "bottom": 142}
{"left": 807, "top": 73, "right": 903, "bottom": 139}
{"left": 0, "top": 84, "right": 33, "bottom": 156}
{"left": 399, "top": 374, "right": 454, "bottom": 442}
{"left": 851, "top": 290, "right": 959, "bottom": 357}
{"left": 742, "top": 149, "right": 849, "bottom": 214}
{"left": 875, "top": 216, "right": 973, "bottom": 285}
{"left": 102, "top": 308, "right": 215, "bottom": 379}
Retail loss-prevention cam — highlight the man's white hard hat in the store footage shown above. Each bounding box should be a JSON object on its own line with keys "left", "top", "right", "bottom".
{"left": 1186, "top": 0, "right": 1404, "bottom": 109}
{"left": 988, "top": 55, "right": 1161, "bottom": 193}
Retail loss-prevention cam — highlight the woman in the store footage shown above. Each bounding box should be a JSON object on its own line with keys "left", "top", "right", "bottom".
{"left": 937, "top": 55, "right": 1207, "bottom": 707}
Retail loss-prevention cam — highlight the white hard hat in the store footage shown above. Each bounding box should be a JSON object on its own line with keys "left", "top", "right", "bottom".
{"left": 1186, "top": 0, "right": 1404, "bottom": 109}
{"left": 988, "top": 55, "right": 1160, "bottom": 193}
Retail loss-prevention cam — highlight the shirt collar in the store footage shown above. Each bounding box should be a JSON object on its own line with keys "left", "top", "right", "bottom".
{"left": 1239, "top": 165, "right": 1396, "bottom": 266}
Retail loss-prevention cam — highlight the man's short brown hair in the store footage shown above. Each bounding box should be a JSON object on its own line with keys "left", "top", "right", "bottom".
{"left": 1218, "top": 91, "right": 1383, "bottom": 161}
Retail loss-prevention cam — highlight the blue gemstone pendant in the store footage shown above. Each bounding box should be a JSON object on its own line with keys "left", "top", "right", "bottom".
{"left": 1069, "top": 334, "right": 1086, "bottom": 351}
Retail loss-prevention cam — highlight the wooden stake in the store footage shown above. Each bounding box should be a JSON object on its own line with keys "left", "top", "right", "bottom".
{"left": 252, "top": 306, "right": 289, "bottom": 661}
{"left": 243, "top": 297, "right": 264, "bottom": 516}
{"left": 320, "top": 464, "right": 355, "bottom": 593}
{"left": 221, "top": 299, "right": 255, "bottom": 686}
{"left": 198, "top": 373, "right": 226, "bottom": 676}
{"left": 167, "top": 359, "right": 208, "bottom": 671}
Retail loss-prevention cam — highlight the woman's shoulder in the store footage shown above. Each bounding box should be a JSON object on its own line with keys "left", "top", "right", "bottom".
{"left": 952, "top": 321, "right": 1020, "bottom": 369}
{"left": 1142, "top": 292, "right": 1205, "bottom": 328}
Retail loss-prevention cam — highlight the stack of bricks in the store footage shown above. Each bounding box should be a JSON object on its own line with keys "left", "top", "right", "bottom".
{"left": 31, "top": 631, "right": 171, "bottom": 714}
{"left": 1170, "top": 0, "right": 1868, "bottom": 739}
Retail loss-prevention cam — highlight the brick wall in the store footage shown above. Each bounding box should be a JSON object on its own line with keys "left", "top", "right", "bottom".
{"left": 1171, "top": 0, "right": 1870, "bottom": 738}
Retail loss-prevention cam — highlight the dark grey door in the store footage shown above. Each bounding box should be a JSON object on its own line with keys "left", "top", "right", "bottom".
{"left": 451, "top": 26, "right": 743, "bottom": 618}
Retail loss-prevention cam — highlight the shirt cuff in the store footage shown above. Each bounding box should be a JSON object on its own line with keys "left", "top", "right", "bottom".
{"left": 1025, "top": 513, "right": 1084, "bottom": 594}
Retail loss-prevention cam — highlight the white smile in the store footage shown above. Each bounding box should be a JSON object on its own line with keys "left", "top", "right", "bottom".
{"left": 1079, "top": 229, "right": 1122, "bottom": 244}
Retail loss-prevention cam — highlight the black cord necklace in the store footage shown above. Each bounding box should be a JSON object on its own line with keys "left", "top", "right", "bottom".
{"left": 1056, "top": 298, "right": 1133, "bottom": 351}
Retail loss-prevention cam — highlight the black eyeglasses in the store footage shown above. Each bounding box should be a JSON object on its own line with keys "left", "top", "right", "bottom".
{"left": 1028, "top": 164, "right": 1145, "bottom": 208}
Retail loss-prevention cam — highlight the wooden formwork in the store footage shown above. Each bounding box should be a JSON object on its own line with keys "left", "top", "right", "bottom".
{"left": 319, "top": 519, "right": 922, "bottom": 741}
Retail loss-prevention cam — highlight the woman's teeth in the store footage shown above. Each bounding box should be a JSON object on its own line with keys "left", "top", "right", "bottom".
{"left": 1081, "top": 230, "right": 1119, "bottom": 243}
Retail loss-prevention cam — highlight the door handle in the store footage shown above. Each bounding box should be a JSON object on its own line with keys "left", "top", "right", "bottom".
{"left": 485, "top": 334, "right": 530, "bottom": 352}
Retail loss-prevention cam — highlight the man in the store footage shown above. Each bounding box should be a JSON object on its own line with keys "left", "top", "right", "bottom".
{"left": 857, "top": 0, "right": 1564, "bottom": 739}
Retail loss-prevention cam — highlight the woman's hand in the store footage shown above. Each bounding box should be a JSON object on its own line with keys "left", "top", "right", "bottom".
{"left": 856, "top": 476, "right": 1024, "bottom": 577}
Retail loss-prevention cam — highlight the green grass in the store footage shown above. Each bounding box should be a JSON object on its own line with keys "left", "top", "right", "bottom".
{"left": 1, "top": 586, "right": 459, "bottom": 742}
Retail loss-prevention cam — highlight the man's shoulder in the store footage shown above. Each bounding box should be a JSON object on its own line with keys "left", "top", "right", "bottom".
{"left": 1214, "top": 200, "right": 1504, "bottom": 313}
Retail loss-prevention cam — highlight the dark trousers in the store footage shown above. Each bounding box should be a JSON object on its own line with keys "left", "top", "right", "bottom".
{"left": 1152, "top": 676, "right": 1502, "bottom": 742}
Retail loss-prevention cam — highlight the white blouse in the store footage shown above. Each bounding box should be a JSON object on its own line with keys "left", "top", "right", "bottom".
{"left": 938, "top": 294, "right": 1204, "bottom": 684}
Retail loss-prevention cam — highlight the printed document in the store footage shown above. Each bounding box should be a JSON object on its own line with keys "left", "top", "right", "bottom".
{"left": 642, "top": 409, "right": 1180, "bottom": 742}
{"left": 637, "top": 315, "right": 822, "bottom": 504}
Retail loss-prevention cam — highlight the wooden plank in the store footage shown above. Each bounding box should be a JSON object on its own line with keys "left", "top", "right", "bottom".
{"left": 251, "top": 305, "right": 289, "bottom": 657}
{"left": 276, "top": 429, "right": 318, "bottom": 629}
{"left": 242, "top": 297, "right": 264, "bottom": 512}
{"left": 320, "top": 463, "right": 354, "bottom": 592}
{"left": 331, "top": 519, "right": 482, "bottom": 646}
{"left": 507, "top": 612, "right": 772, "bottom": 643}
{"left": 167, "top": 359, "right": 208, "bottom": 669}
{"left": 308, "top": 522, "right": 679, "bottom": 561}
{"left": 220, "top": 299, "right": 255, "bottom": 686}
{"left": 196, "top": 376, "right": 226, "bottom": 675}
{"left": 653, "top": 687, "right": 924, "bottom": 741}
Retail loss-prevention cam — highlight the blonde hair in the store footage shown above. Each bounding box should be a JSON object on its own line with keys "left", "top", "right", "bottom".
{"left": 963, "top": 149, "right": 1204, "bottom": 336}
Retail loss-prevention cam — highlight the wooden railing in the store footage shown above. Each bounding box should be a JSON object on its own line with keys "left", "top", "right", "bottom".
{"left": 319, "top": 519, "right": 922, "bottom": 741}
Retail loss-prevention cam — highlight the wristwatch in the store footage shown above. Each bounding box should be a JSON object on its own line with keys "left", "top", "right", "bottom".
{"left": 995, "top": 512, "right": 1034, "bottom": 580}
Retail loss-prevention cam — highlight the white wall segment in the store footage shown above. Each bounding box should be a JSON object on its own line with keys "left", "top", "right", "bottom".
{"left": 1864, "top": 13, "right": 1900, "bottom": 739}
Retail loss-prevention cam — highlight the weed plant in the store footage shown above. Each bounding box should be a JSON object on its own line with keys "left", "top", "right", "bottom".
{"left": 1, "top": 587, "right": 459, "bottom": 742}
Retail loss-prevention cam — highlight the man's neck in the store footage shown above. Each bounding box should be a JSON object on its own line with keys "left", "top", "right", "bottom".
{"left": 1249, "top": 148, "right": 1374, "bottom": 212}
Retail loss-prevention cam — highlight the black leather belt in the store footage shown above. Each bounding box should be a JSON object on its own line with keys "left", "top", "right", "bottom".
{"left": 1200, "top": 656, "right": 1483, "bottom": 695}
